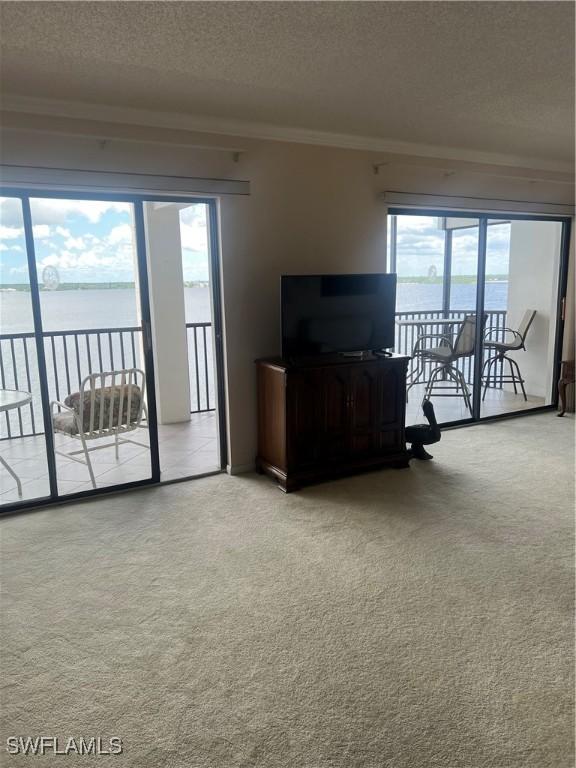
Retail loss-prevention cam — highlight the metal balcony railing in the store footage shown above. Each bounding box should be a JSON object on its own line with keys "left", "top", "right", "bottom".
{"left": 0, "top": 310, "right": 508, "bottom": 440}
{"left": 185, "top": 322, "right": 215, "bottom": 413}
{"left": 0, "top": 322, "right": 216, "bottom": 440}
{"left": 394, "top": 308, "right": 508, "bottom": 386}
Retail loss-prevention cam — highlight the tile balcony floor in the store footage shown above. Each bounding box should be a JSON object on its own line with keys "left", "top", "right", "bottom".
{"left": 0, "top": 412, "right": 220, "bottom": 506}
{"left": 406, "top": 382, "right": 545, "bottom": 425}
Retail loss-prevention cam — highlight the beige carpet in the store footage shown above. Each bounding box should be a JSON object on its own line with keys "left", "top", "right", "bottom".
{"left": 1, "top": 413, "right": 574, "bottom": 768}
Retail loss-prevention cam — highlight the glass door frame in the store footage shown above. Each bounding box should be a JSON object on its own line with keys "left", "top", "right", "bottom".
{"left": 388, "top": 206, "right": 572, "bottom": 426}
{"left": 0, "top": 187, "right": 227, "bottom": 514}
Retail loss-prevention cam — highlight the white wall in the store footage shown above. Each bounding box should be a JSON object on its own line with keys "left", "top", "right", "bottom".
{"left": 506, "top": 221, "right": 562, "bottom": 399}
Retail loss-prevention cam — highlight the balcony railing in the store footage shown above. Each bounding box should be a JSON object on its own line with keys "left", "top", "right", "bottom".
{"left": 0, "top": 322, "right": 215, "bottom": 440}
{"left": 0, "top": 310, "right": 508, "bottom": 440}
{"left": 185, "top": 322, "right": 215, "bottom": 413}
{"left": 394, "top": 309, "right": 508, "bottom": 386}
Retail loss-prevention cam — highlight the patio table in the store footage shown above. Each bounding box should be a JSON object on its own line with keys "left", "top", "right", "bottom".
{"left": 1, "top": 389, "right": 33, "bottom": 498}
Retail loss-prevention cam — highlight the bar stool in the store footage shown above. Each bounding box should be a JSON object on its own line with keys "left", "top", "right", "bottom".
{"left": 481, "top": 310, "right": 536, "bottom": 402}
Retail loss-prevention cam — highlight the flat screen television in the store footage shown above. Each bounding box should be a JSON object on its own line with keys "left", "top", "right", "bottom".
{"left": 281, "top": 273, "right": 397, "bottom": 358}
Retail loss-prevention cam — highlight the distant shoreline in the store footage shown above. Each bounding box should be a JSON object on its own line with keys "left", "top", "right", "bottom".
{"left": 398, "top": 275, "right": 507, "bottom": 285}
{"left": 0, "top": 281, "right": 210, "bottom": 292}
{"left": 0, "top": 277, "right": 506, "bottom": 292}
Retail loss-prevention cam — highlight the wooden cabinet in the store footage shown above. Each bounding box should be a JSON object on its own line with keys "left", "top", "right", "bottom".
{"left": 256, "top": 354, "right": 410, "bottom": 491}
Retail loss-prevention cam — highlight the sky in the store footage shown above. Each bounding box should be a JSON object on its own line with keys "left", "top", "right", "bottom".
{"left": 0, "top": 197, "right": 210, "bottom": 285}
{"left": 0, "top": 199, "right": 511, "bottom": 286}
{"left": 390, "top": 215, "right": 511, "bottom": 277}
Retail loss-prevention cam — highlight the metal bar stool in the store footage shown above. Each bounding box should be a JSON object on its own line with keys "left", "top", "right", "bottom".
{"left": 481, "top": 310, "right": 536, "bottom": 402}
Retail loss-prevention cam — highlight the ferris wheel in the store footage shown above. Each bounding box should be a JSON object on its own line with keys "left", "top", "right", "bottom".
{"left": 42, "top": 265, "right": 60, "bottom": 291}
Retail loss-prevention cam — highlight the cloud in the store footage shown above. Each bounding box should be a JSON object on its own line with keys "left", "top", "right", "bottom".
{"left": 179, "top": 206, "right": 208, "bottom": 254}
{"left": 1, "top": 195, "right": 131, "bottom": 239}
{"left": 179, "top": 205, "right": 206, "bottom": 225}
{"left": 392, "top": 215, "right": 510, "bottom": 277}
{"left": 0, "top": 243, "right": 24, "bottom": 253}
{"left": 37, "top": 250, "right": 135, "bottom": 280}
{"left": 37, "top": 223, "right": 136, "bottom": 279}
{"left": 396, "top": 215, "right": 440, "bottom": 232}
{"left": 0, "top": 198, "right": 24, "bottom": 228}
{"left": 64, "top": 236, "right": 91, "bottom": 251}
{"left": 0, "top": 225, "right": 23, "bottom": 240}
{"left": 32, "top": 224, "right": 51, "bottom": 239}
{"left": 29, "top": 199, "right": 131, "bottom": 225}
{"left": 0, "top": 201, "right": 141, "bottom": 283}
{"left": 0, "top": 196, "right": 131, "bottom": 228}
{"left": 108, "top": 224, "right": 133, "bottom": 245}
{"left": 5, "top": 265, "right": 29, "bottom": 276}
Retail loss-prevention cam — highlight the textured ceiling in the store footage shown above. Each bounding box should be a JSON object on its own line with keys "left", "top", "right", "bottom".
{"left": 0, "top": 1, "right": 574, "bottom": 164}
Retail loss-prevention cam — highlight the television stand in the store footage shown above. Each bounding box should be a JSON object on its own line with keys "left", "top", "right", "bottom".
{"left": 256, "top": 353, "right": 411, "bottom": 491}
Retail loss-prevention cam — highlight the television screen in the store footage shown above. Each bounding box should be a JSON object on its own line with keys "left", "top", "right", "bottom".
{"left": 281, "top": 274, "right": 397, "bottom": 358}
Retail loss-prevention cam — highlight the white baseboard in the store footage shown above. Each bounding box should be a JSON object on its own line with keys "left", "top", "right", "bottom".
{"left": 226, "top": 463, "right": 255, "bottom": 475}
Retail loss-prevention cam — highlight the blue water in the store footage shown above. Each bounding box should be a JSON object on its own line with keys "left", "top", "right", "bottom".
{"left": 1, "top": 282, "right": 508, "bottom": 334}
{"left": 397, "top": 281, "right": 507, "bottom": 313}
{"left": 0, "top": 286, "right": 212, "bottom": 334}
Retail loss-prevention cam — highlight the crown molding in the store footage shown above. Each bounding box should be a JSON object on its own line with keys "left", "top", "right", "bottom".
{"left": 2, "top": 94, "right": 573, "bottom": 175}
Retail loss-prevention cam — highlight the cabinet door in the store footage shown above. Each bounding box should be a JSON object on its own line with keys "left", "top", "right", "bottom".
{"left": 349, "top": 365, "right": 383, "bottom": 456}
{"left": 350, "top": 363, "right": 406, "bottom": 456}
{"left": 287, "top": 369, "right": 323, "bottom": 468}
{"left": 374, "top": 364, "right": 405, "bottom": 452}
{"left": 319, "top": 367, "right": 350, "bottom": 461}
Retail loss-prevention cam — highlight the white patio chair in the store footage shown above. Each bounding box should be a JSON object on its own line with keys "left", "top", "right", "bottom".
{"left": 51, "top": 368, "right": 148, "bottom": 488}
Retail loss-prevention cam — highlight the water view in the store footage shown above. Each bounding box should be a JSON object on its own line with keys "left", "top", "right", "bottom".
{"left": 1, "top": 280, "right": 508, "bottom": 334}
{"left": 0, "top": 285, "right": 216, "bottom": 438}
{"left": 1, "top": 285, "right": 212, "bottom": 334}
{"left": 397, "top": 279, "right": 507, "bottom": 314}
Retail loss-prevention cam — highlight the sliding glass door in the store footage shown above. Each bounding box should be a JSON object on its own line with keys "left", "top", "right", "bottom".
{"left": 0, "top": 192, "right": 160, "bottom": 511}
{"left": 1, "top": 189, "right": 226, "bottom": 513}
{"left": 392, "top": 213, "right": 481, "bottom": 426}
{"left": 142, "top": 200, "right": 222, "bottom": 482}
{"left": 389, "top": 209, "right": 570, "bottom": 426}
{"left": 28, "top": 197, "right": 156, "bottom": 497}
{"left": 0, "top": 197, "right": 53, "bottom": 505}
{"left": 480, "top": 219, "right": 564, "bottom": 417}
